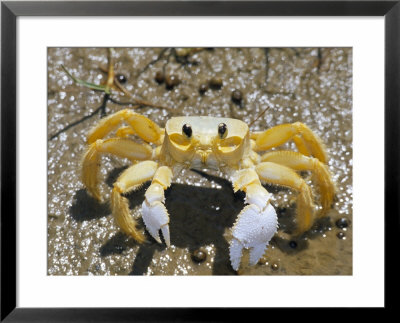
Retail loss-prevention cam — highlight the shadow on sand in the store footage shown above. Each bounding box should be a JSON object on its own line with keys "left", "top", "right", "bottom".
{"left": 70, "top": 168, "right": 333, "bottom": 275}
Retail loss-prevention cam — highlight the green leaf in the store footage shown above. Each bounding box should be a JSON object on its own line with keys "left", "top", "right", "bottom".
{"left": 61, "top": 65, "right": 110, "bottom": 93}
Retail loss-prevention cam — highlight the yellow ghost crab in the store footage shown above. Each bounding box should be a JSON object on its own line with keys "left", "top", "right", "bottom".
{"left": 82, "top": 109, "right": 335, "bottom": 271}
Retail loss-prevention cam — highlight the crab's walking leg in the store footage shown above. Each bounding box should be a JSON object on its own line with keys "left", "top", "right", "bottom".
{"left": 141, "top": 166, "right": 173, "bottom": 246}
{"left": 256, "top": 162, "right": 316, "bottom": 234}
{"left": 115, "top": 126, "right": 136, "bottom": 138}
{"left": 261, "top": 151, "right": 336, "bottom": 214}
{"left": 87, "top": 109, "right": 163, "bottom": 144}
{"left": 82, "top": 138, "right": 153, "bottom": 200}
{"left": 252, "top": 122, "right": 328, "bottom": 163}
{"left": 230, "top": 169, "right": 278, "bottom": 271}
{"left": 111, "top": 161, "right": 158, "bottom": 243}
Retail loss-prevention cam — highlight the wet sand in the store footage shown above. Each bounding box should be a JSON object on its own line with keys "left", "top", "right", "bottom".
{"left": 47, "top": 47, "right": 352, "bottom": 275}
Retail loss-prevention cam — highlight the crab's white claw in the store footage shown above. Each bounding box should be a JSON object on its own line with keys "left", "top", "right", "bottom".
{"left": 229, "top": 238, "right": 243, "bottom": 272}
{"left": 229, "top": 203, "right": 278, "bottom": 271}
{"left": 141, "top": 183, "right": 170, "bottom": 246}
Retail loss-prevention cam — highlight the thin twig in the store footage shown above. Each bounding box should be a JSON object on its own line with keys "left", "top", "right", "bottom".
{"left": 52, "top": 48, "right": 175, "bottom": 140}
{"left": 99, "top": 63, "right": 173, "bottom": 111}
{"left": 113, "top": 78, "right": 173, "bottom": 111}
{"left": 140, "top": 48, "right": 169, "bottom": 74}
{"left": 105, "top": 48, "right": 115, "bottom": 93}
{"left": 264, "top": 48, "right": 270, "bottom": 84}
{"left": 248, "top": 106, "right": 271, "bottom": 129}
{"left": 48, "top": 94, "right": 109, "bottom": 141}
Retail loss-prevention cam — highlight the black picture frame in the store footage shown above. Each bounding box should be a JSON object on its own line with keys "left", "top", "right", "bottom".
{"left": 1, "top": 1, "right": 398, "bottom": 321}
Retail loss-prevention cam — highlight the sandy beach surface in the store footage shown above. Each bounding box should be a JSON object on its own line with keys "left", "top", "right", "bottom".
{"left": 47, "top": 47, "right": 352, "bottom": 275}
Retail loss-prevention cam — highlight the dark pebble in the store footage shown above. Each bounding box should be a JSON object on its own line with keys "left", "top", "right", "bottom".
{"left": 165, "top": 74, "right": 180, "bottom": 89}
{"left": 257, "top": 256, "right": 268, "bottom": 265}
{"left": 155, "top": 71, "right": 165, "bottom": 84}
{"left": 231, "top": 89, "right": 242, "bottom": 104}
{"left": 336, "top": 232, "right": 346, "bottom": 239}
{"left": 271, "top": 262, "right": 279, "bottom": 271}
{"left": 289, "top": 240, "right": 297, "bottom": 249}
{"left": 179, "top": 94, "right": 189, "bottom": 101}
{"left": 191, "top": 248, "right": 207, "bottom": 263}
{"left": 116, "top": 74, "right": 127, "bottom": 84}
{"left": 199, "top": 83, "right": 209, "bottom": 94}
{"left": 209, "top": 77, "right": 223, "bottom": 90}
{"left": 335, "top": 217, "right": 349, "bottom": 229}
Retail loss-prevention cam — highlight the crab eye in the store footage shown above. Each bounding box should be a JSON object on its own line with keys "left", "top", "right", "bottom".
{"left": 218, "top": 123, "right": 228, "bottom": 139}
{"left": 182, "top": 123, "right": 192, "bottom": 138}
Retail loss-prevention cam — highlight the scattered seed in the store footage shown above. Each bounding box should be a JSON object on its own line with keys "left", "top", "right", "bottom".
{"left": 271, "top": 262, "right": 279, "bottom": 271}
{"left": 116, "top": 74, "right": 127, "bottom": 84}
{"left": 258, "top": 256, "right": 268, "bottom": 265}
{"left": 209, "top": 77, "right": 223, "bottom": 90}
{"left": 231, "top": 89, "right": 242, "bottom": 104}
{"left": 191, "top": 248, "right": 207, "bottom": 263}
{"left": 336, "top": 232, "right": 346, "bottom": 239}
{"left": 335, "top": 217, "right": 349, "bottom": 229}
{"left": 155, "top": 71, "right": 165, "bottom": 84}
{"left": 199, "top": 83, "right": 209, "bottom": 94}
{"left": 165, "top": 74, "right": 180, "bottom": 89}
{"left": 179, "top": 94, "right": 189, "bottom": 101}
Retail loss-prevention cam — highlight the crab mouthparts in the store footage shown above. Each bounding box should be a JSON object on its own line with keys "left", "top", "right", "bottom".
{"left": 191, "top": 150, "right": 218, "bottom": 170}
{"left": 200, "top": 151, "right": 208, "bottom": 164}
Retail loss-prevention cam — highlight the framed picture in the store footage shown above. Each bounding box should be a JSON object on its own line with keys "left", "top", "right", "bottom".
{"left": 1, "top": 0, "right": 397, "bottom": 320}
